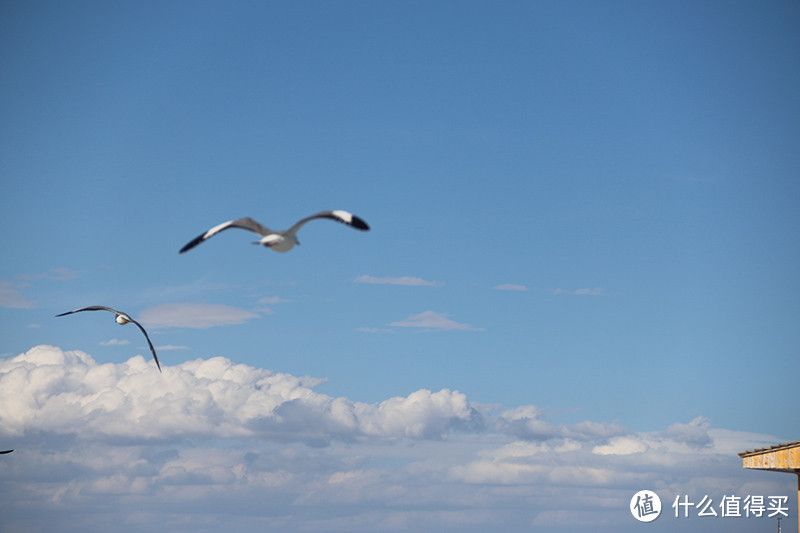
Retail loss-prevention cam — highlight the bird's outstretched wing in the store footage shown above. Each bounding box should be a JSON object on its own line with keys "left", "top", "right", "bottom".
{"left": 287, "top": 210, "right": 370, "bottom": 235}
{"left": 55, "top": 306, "right": 162, "bottom": 373}
{"left": 128, "top": 317, "right": 161, "bottom": 373}
{"left": 55, "top": 305, "right": 122, "bottom": 317}
{"left": 179, "top": 217, "right": 273, "bottom": 253}
{"left": 0, "top": 450, "right": 13, "bottom": 455}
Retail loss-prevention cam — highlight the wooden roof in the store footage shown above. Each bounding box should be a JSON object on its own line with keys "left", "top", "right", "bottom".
{"left": 738, "top": 441, "right": 800, "bottom": 474}
{"left": 738, "top": 441, "right": 800, "bottom": 457}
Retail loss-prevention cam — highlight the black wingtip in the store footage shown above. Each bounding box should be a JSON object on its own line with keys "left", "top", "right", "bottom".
{"left": 351, "top": 216, "right": 370, "bottom": 231}
{"left": 179, "top": 234, "right": 205, "bottom": 254}
{"left": 0, "top": 450, "right": 14, "bottom": 454}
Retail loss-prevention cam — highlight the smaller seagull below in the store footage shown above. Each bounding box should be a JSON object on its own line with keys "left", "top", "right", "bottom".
{"left": 0, "top": 450, "right": 13, "bottom": 455}
{"left": 179, "top": 210, "right": 369, "bottom": 254}
{"left": 55, "top": 306, "right": 161, "bottom": 373}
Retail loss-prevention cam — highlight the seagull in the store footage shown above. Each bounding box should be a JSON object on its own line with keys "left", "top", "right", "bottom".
{"left": 55, "top": 306, "right": 161, "bottom": 373}
{"left": 179, "top": 210, "right": 369, "bottom": 254}
{"left": 0, "top": 450, "right": 13, "bottom": 455}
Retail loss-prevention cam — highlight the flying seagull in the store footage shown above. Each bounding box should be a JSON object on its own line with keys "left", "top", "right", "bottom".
{"left": 55, "top": 306, "right": 161, "bottom": 373}
{"left": 0, "top": 450, "right": 13, "bottom": 455}
{"left": 179, "top": 210, "right": 369, "bottom": 254}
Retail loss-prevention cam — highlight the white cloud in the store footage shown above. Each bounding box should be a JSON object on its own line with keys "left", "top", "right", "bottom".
{"left": 591, "top": 436, "right": 648, "bottom": 455}
{"left": 0, "top": 345, "right": 790, "bottom": 533}
{"left": 155, "top": 345, "right": 189, "bottom": 351}
{"left": 253, "top": 296, "right": 288, "bottom": 315}
{"left": 258, "top": 296, "right": 291, "bottom": 304}
{"left": 493, "top": 283, "right": 529, "bottom": 291}
{"left": 389, "top": 311, "right": 483, "bottom": 331}
{"left": 0, "top": 346, "right": 481, "bottom": 443}
{"left": 661, "top": 416, "right": 713, "bottom": 448}
{"left": 100, "top": 339, "right": 130, "bottom": 346}
{"left": 495, "top": 405, "right": 629, "bottom": 441}
{"left": 138, "top": 302, "right": 260, "bottom": 329}
{"left": 0, "top": 281, "right": 35, "bottom": 309}
{"left": 355, "top": 275, "right": 443, "bottom": 287}
{"left": 548, "top": 287, "right": 608, "bottom": 296}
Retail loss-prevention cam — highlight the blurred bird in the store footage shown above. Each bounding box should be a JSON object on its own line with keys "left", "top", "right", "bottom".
{"left": 179, "top": 210, "right": 369, "bottom": 254}
{"left": 55, "top": 306, "right": 161, "bottom": 372}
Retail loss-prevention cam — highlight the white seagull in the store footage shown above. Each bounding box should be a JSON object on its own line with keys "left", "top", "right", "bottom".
{"left": 179, "top": 210, "right": 370, "bottom": 254}
{"left": 55, "top": 306, "right": 162, "bottom": 373}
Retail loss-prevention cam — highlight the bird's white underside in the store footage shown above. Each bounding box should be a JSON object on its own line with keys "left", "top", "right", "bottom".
{"left": 259, "top": 233, "right": 294, "bottom": 252}
{"left": 206, "top": 220, "right": 236, "bottom": 238}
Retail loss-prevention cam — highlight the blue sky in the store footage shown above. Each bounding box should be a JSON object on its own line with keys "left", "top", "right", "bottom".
{"left": 1, "top": 1, "right": 798, "bottom": 531}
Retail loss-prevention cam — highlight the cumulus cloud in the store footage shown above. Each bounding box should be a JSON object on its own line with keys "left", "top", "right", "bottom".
{"left": 389, "top": 311, "right": 483, "bottom": 331}
{"left": 0, "top": 346, "right": 789, "bottom": 533}
{"left": 493, "top": 283, "right": 529, "bottom": 291}
{"left": 0, "top": 346, "right": 481, "bottom": 444}
{"left": 138, "top": 302, "right": 260, "bottom": 329}
{"left": 661, "top": 416, "right": 713, "bottom": 448}
{"left": 495, "top": 406, "right": 629, "bottom": 441}
{"left": 448, "top": 426, "right": 776, "bottom": 491}
{"left": 591, "top": 436, "right": 648, "bottom": 455}
{"left": 355, "top": 275, "right": 443, "bottom": 287}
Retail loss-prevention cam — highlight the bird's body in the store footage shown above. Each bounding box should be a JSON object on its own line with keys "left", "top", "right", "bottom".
{"left": 179, "top": 210, "right": 369, "bottom": 254}
{"left": 55, "top": 306, "right": 161, "bottom": 372}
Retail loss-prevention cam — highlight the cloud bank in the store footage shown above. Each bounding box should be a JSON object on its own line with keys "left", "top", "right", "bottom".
{"left": 0, "top": 346, "right": 790, "bottom": 533}
{"left": 0, "top": 346, "right": 480, "bottom": 444}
